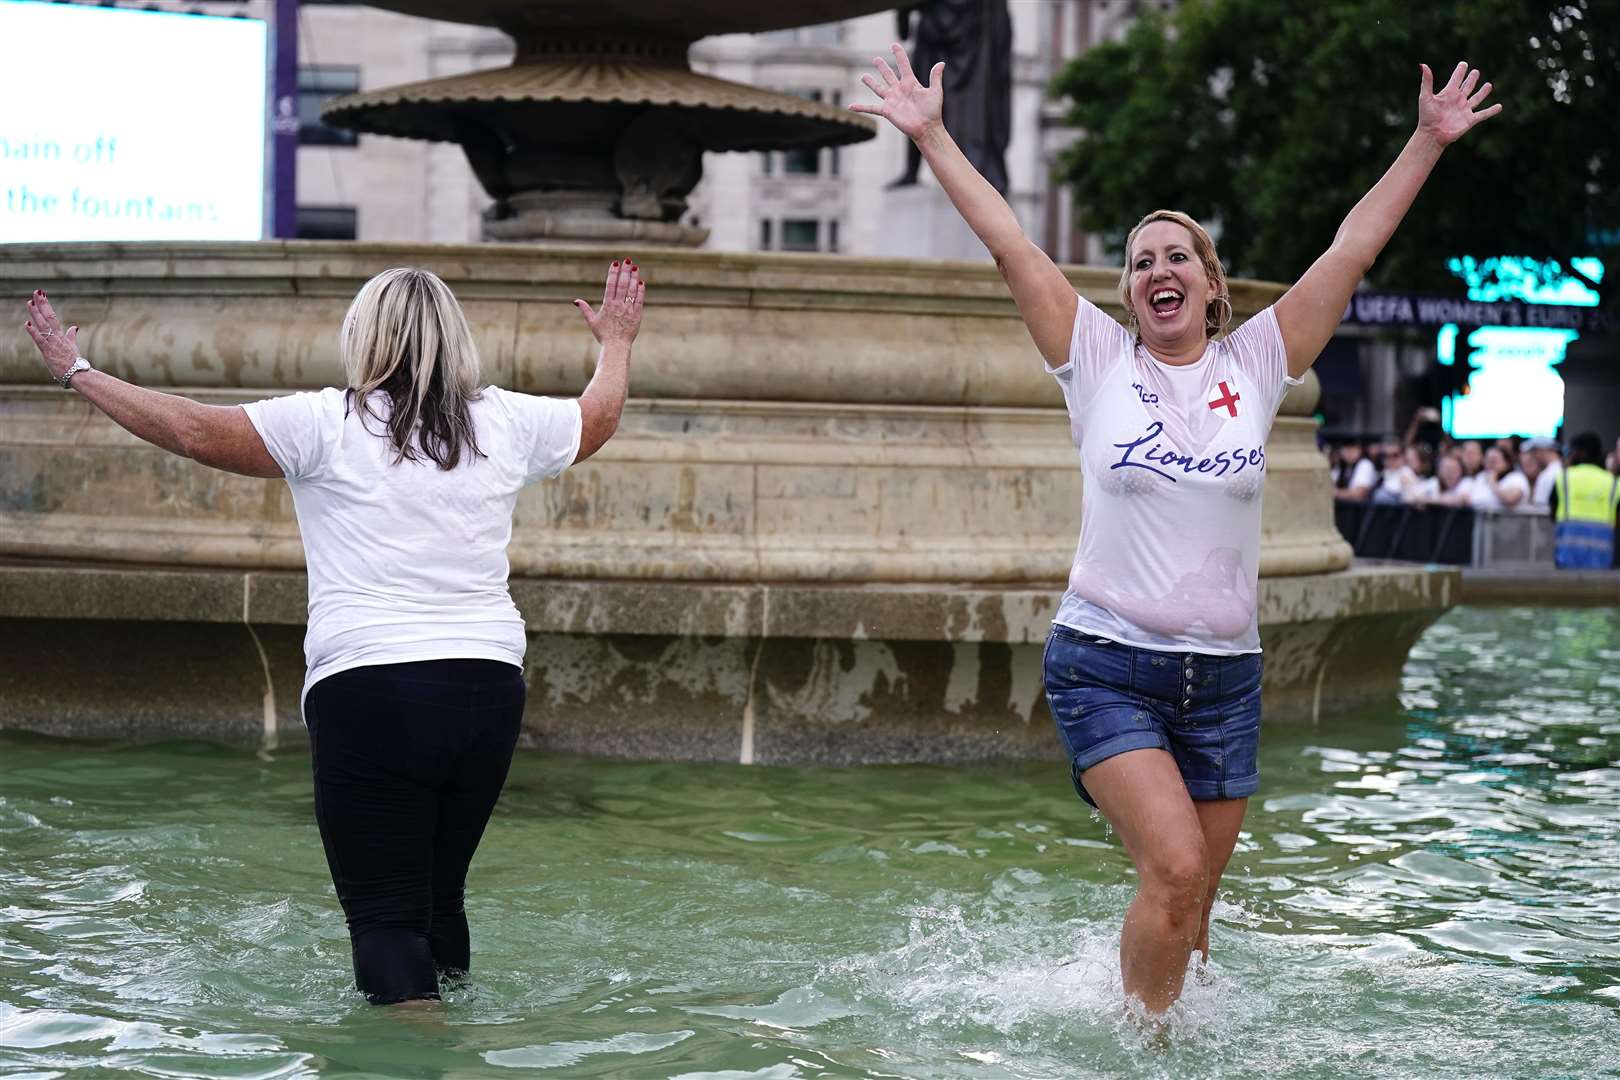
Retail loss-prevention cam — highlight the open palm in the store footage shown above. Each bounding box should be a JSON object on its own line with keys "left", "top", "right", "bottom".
{"left": 851, "top": 43, "right": 943, "bottom": 141}
{"left": 1418, "top": 61, "right": 1501, "bottom": 147}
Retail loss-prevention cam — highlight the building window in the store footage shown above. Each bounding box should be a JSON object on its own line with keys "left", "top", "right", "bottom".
{"left": 783, "top": 147, "right": 820, "bottom": 175}
{"left": 828, "top": 220, "right": 839, "bottom": 254}
{"left": 781, "top": 219, "right": 820, "bottom": 252}
{"left": 760, "top": 219, "right": 773, "bottom": 250}
{"left": 298, "top": 66, "right": 360, "bottom": 147}
{"left": 778, "top": 90, "right": 834, "bottom": 175}
{"left": 296, "top": 205, "right": 357, "bottom": 240}
{"left": 763, "top": 24, "right": 842, "bottom": 46}
{"left": 760, "top": 151, "right": 773, "bottom": 177}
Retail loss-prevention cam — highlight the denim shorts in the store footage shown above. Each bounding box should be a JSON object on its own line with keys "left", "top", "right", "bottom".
{"left": 1042, "top": 624, "right": 1262, "bottom": 807}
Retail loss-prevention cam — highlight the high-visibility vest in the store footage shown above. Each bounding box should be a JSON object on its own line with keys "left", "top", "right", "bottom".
{"left": 1554, "top": 464, "right": 1620, "bottom": 569}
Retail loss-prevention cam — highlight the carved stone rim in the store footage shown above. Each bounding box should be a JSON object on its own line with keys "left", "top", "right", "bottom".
{"left": 321, "top": 59, "right": 878, "bottom": 151}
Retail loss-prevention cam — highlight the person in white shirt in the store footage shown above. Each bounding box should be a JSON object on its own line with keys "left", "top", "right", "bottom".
{"left": 1332, "top": 442, "right": 1380, "bottom": 500}
{"left": 1370, "top": 442, "right": 1411, "bottom": 504}
{"left": 1520, "top": 445, "right": 1545, "bottom": 503}
{"left": 24, "top": 261, "right": 645, "bottom": 1005}
{"left": 853, "top": 46, "right": 1500, "bottom": 1013}
{"left": 1524, "top": 436, "right": 1564, "bottom": 508}
{"left": 1469, "top": 445, "right": 1531, "bottom": 512}
{"left": 1400, "top": 444, "right": 1441, "bottom": 503}
{"left": 1420, "top": 452, "right": 1474, "bottom": 506}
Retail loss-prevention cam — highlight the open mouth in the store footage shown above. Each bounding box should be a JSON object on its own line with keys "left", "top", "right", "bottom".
{"left": 1149, "top": 288, "right": 1185, "bottom": 320}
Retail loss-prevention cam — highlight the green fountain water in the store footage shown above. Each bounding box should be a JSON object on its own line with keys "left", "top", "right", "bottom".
{"left": 2, "top": 606, "right": 1617, "bottom": 1078}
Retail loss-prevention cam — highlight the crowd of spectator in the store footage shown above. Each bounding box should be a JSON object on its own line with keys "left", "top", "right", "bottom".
{"left": 1328, "top": 409, "right": 1620, "bottom": 518}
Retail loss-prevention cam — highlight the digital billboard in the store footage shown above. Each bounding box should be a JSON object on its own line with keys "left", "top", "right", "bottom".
{"left": 0, "top": 0, "right": 268, "bottom": 242}
{"left": 1438, "top": 256, "right": 1605, "bottom": 440}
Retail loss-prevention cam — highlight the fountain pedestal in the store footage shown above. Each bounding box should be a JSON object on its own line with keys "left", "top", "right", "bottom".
{"left": 320, "top": 2, "right": 898, "bottom": 244}
{"left": 0, "top": 242, "right": 1456, "bottom": 757}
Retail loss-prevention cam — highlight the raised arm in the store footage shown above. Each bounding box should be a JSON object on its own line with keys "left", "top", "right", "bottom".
{"left": 24, "top": 291, "right": 282, "bottom": 478}
{"left": 1276, "top": 62, "right": 1501, "bottom": 378}
{"left": 852, "top": 43, "right": 1077, "bottom": 368}
{"left": 571, "top": 259, "right": 644, "bottom": 463}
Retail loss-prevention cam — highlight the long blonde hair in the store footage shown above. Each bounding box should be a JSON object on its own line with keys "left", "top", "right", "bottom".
{"left": 1117, "top": 210, "right": 1233, "bottom": 339}
{"left": 340, "top": 267, "right": 484, "bottom": 469}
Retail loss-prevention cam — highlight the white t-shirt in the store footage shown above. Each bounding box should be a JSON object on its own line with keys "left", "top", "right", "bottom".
{"left": 1376, "top": 466, "right": 1407, "bottom": 499}
{"left": 1347, "top": 457, "right": 1378, "bottom": 493}
{"left": 1468, "top": 470, "right": 1531, "bottom": 512}
{"left": 242, "top": 386, "right": 582, "bottom": 707}
{"left": 1048, "top": 297, "right": 1300, "bottom": 655}
{"left": 1531, "top": 460, "right": 1562, "bottom": 507}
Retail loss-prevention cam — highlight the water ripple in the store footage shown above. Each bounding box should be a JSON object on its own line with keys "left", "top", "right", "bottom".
{"left": 0, "top": 608, "right": 1617, "bottom": 1077}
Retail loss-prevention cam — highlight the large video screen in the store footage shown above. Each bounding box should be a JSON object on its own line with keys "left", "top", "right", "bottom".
{"left": 0, "top": 0, "right": 267, "bottom": 242}
{"left": 1438, "top": 256, "right": 1605, "bottom": 440}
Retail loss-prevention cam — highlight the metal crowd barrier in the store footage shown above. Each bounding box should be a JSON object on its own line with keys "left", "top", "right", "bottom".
{"left": 1334, "top": 503, "right": 1556, "bottom": 566}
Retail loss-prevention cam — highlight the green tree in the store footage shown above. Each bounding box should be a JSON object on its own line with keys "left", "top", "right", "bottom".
{"left": 1053, "top": 0, "right": 1618, "bottom": 301}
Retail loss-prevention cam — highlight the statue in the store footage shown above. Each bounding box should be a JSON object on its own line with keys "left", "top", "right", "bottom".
{"left": 889, "top": 0, "right": 1013, "bottom": 194}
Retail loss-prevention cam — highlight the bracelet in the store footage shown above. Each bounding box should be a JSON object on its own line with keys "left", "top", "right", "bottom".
{"left": 58, "top": 357, "right": 93, "bottom": 389}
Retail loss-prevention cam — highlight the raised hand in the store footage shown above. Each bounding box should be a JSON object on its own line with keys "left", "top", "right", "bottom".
{"left": 850, "top": 43, "right": 944, "bottom": 142}
{"left": 23, "top": 290, "right": 80, "bottom": 381}
{"left": 1418, "top": 61, "right": 1501, "bottom": 147}
{"left": 573, "top": 259, "right": 645, "bottom": 347}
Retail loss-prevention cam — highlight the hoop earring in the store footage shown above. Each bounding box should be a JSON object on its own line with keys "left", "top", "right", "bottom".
{"left": 1207, "top": 295, "right": 1233, "bottom": 337}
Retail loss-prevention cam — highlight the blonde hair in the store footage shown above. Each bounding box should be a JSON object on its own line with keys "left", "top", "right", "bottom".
{"left": 1117, "top": 210, "right": 1233, "bottom": 339}
{"left": 340, "top": 267, "right": 484, "bottom": 469}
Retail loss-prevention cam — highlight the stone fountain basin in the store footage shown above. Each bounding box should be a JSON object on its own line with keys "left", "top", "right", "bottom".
{"left": 323, "top": 59, "right": 877, "bottom": 150}
{"left": 0, "top": 242, "right": 1453, "bottom": 753}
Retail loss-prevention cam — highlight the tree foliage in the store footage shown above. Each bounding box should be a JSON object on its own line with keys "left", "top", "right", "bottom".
{"left": 1053, "top": 0, "right": 1618, "bottom": 300}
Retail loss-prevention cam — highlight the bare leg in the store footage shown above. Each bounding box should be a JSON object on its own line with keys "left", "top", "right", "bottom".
{"left": 1191, "top": 798, "right": 1248, "bottom": 961}
{"left": 1081, "top": 749, "right": 1209, "bottom": 1013}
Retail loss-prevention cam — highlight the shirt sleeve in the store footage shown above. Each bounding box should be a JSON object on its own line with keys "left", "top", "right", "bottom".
{"left": 506, "top": 390, "right": 583, "bottom": 484}
{"left": 1047, "top": 293, "right": 1134, "bottom": 414}
{"left": 1222, "top": 305, "right": 1301, "bottom": 415}
{"left": 240, "top": 389, "right": 338, "bottom": 481}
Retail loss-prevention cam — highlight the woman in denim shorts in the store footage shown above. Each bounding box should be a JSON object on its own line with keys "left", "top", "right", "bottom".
{"left": 854, "top": 46, "right": 1500, "bottom": 1012}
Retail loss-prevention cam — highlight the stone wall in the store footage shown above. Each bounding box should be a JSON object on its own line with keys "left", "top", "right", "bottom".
{"left": 0, "top": 242, "right": 1454, "bottom": 758}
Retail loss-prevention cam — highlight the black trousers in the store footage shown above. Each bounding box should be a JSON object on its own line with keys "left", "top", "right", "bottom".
{"left": 305, "top": 658, "right": 524, "bottom": 1004}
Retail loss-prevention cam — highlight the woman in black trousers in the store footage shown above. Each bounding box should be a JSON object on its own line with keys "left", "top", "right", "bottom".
{"left": 25, "top": 259, "right": 646, "bottom": 1003}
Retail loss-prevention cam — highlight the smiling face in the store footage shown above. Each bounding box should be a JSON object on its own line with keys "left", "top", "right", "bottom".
{"left": 1128, "top": 221, "right": 1209, "bottom": 338}
{"left": 1121, "top": 215, "right": 1223, "bottom": 358}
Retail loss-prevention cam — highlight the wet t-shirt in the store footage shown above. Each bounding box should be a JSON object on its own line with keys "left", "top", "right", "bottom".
{"left": 1047, "top": 296, "right": 1300, "bottom": 654}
